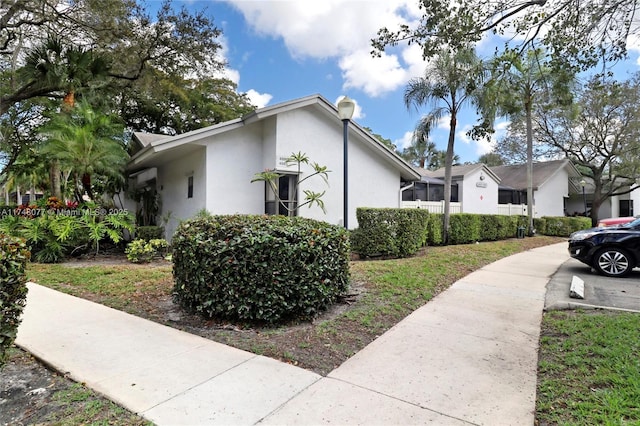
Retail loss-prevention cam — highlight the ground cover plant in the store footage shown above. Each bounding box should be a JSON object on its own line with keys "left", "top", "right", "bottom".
{"left": 12, "top": 235, "right": 634, "bottom": 423}
{"left": 537, "top": 309, "right": 640, "bottom": 425}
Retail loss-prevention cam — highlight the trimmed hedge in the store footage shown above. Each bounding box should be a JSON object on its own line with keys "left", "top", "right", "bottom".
{"left": 0, "top": 235, "right": 30, "bottom": 369}
{"left": 350, "top": 208, "right": 429, "bottom": 258}
{"left": 426, "top": 213, "right": 526, "bottom": 245}
{"left": 538, "top": 216, "right": 592, "bottom": 236}
{"left": 172, "top": 215, "right": 350, "bottom": 323}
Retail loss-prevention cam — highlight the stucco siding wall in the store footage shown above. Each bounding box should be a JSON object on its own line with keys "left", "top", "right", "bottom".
{"left": 276, "top": 108, "right": 402, "bottom": 228}
{"left": 157, "top": 147, "right": 206, "bottom": 238}
{"left": 204, "top": 125, "right": 264, "bottom": 216}
{"left": 460, "top": 169, "right": 499, "bottom": 214}
{"left": 535, "top": 169, "right": 568, "bottom": 217}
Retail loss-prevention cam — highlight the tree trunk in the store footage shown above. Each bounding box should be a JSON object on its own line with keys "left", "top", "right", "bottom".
{"left": 82, "top": 172, "right": 94, "bottom": 200}
{"left": 50, "top": 160, "right": 62, "bottom": 199}
{"left": 525, "top": 96, "right": 534, "bottom": 236}
{"left": 443, "top": 115, "right": 457, "bottom": 244}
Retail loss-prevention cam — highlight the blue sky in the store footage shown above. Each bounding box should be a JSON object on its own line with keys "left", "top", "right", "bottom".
{"left": 169, "top": 0, "right": 640, "bottom": 164}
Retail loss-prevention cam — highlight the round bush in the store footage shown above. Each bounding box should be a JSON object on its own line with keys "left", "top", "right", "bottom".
{"left": 1, "top": 234, "right": 30, "bottom": 369}
{"left": 171, "top": 215, "right": 350, "bottom": 323}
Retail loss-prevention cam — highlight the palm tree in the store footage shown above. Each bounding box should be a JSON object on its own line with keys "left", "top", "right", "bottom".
{"left": 483, "top": 49, "right": 573, "bottom": 235}
{"left": 41, "top": 101, "right": 128, "bottom": 202}
{"left": 404, "top": 46, "right": 486, "bottom": 243}
{"left": 3, "top": 150, "right": 50, "bottom": 204}
{"left": 401, "top": 121, "right": 438, "bottom": 168}
{"left": 19, "top": 36, "right": 111, "bottom": 198}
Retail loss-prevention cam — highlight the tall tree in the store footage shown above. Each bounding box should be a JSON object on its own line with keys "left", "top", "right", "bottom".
{"left": 118, "top": 71, "right": 254, "bottom": 135}
{"left": 41, "top": 101, "right": 128, "bottom": 202}
{"left": 535, "top": 74, "right": 640, "bottom": 226}
{"left": 363, "top": 127, "right": 398, "bottom": 153}
{"left": 477, "top": 152, "right": 504, "bottom": 167}
{"left": 492, "top": 115, "right": 552, "bottom": 165}
{"left": 404, "top": 46, "right": 486, "bottom": 243}
{"left": 1, "top": 0, "right": 225, "bottom": 115}
{"left": 481, "top": 48, "right": 573, "bottom": 234}
{"left": 17, "top": 36, "right": 112, "bottom": 198}
{"left": 401, "top": 121, "right": 437, "bottom": 168}
{"left": 372, "top": 1, "right": 638, "bottom": 71}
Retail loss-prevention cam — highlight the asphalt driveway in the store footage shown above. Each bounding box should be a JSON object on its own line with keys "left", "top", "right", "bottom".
{"left": 545, "top": 256, "right": 640, "bottom": 313}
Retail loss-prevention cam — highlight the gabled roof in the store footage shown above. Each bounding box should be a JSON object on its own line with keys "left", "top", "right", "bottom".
{"left": 128, "top": 94, "right": 420, "bottom": 181}
{"left": 132, "top": 132, "right": 167, "bottom": 148}
{"left": 490, "top": 159, "right": 581, "bottom": 191}
{"left": 418, "top": 163, "right": 501, "bottom": 183}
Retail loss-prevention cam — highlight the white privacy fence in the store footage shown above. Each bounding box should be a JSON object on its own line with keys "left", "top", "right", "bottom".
{"left": 401, "top": 200, "right": 462, "bottom": 214}
{"left": 496, "top": 204, "right": 528, "bottom": 216}
{"left": 401, "top": 201, "right": 529, "bottom": 216}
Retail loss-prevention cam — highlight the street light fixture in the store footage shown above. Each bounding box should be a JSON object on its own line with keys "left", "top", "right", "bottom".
{"left": 338, "top": 96, "right": 355, "bottom": 229}
{"left": 580, "top": 179, "right": 587, "bottom": 216}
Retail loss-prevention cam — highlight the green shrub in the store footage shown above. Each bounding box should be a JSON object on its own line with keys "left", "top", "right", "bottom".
{"left": 426, "top": 214, "right": 444, "bottom": 246}
{"left": 542, "top": 216, "right": 591, "bottom": 236}
{"left": 172, "top": 215, "right": 350, "bottom": 323}
{"left": 126, "top": 238, "right": 169, "bottom": 263}
{"left": 0, "top": 235, "right": 30, "bottom": 369}
{"left": 448, "top": 214, "right": 482, "bottom": 244}
{"left": 0, "top": 210, "right": 134, "bottom": 262}
{"left": 426, "top": 213, "right": 523, "bottom": 245}
{"left": 351, "top": 208, "right": 429, "bottom": 258}
{"left": 534, "top": 218, "right": 547, "bottom": 235}
{"left": 135, "top": 226, "right": 165, "bottom": 241}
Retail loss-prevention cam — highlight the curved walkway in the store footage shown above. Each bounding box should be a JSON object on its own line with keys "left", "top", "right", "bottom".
{"left": 16, "top": 242, "right": 569, "bottom": 425}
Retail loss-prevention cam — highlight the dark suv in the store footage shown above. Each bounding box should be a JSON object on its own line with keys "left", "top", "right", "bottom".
{"left": 568, "top": 218, "right": 640, "bottom": 277}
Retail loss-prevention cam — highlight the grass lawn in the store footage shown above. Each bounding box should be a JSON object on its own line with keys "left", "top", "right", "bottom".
{"left": 23, "top": 235, "right": 640, "bottom": 424}
{"left": 537, "top": 310, "right": 640, "bottom": 425}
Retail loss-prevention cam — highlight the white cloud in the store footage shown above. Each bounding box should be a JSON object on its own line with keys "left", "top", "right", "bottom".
{"left": 395, "top": 130, "right": 414, "bottom": 151}
{"left": 247, "top": 90, "right": 273, "bottom": 108}
{"left": 227, "top": 0, "right": 423, "bottom": 96}
{"left": 340, "top": 50, "right": 408, "bottom": 97}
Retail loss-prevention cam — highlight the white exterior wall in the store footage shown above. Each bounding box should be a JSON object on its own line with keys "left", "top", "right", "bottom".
{"left": 203, "top": 125, "right": 264, "bottom": 216}
{"left": 630, "top": 185, "right": 640, "bottom": 216}
{"left": 534, "top": 169, "right": 568, "bottom": 217}
{"left": 347, "top": 137, "right": 401, "bottom": 227}
{"left": 275, "top": 108, "right": 402, "bottom": 228}
{"left": 157, "top": 147, "right": 206, "bottom": 238}
{"left": 459, "top": 169, "right": 499, "bottom": 214}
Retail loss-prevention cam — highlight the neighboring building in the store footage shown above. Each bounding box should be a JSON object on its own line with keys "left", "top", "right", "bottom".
{"left": 407, "top": 159, "right": 585, "bottom": 218}
{"left": 126, "top": 94, "right": 420, "bottom": 238}
{"left": 491, "top": 159, "right": 582, "bottom": 217}
{"left": 411, "top": 164, "right": 501, "bottom": 215}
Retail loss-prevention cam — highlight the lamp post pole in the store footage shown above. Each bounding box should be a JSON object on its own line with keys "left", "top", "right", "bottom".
{"left": 342, "top": 118, "right": 349, "bottom": 229}
{"left": 337, "top": 96, "right": 355, "bottom": 229}
{"left": 580, "top": 179, "right": 587, "bottom": 216}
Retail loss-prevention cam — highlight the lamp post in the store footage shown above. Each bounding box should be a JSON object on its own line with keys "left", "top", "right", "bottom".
{"left": 580, "top": 179, "right": 587, "bottom": 216}
{"left": 338, "top": 96, "right": 355, "bottom": 229}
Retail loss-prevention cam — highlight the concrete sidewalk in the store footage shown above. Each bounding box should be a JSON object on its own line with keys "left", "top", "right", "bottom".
{"left": 16, "top": 242, "right": 570, "bottom": 425}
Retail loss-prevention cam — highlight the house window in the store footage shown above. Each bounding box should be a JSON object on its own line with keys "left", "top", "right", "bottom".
{"left": 265, "top": 174, "right": 298, "bottom": 216}
{"left": 187, "top": 176, "right": 193, "bottom": 198}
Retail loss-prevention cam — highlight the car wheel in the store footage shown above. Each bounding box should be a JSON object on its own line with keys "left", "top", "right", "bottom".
{"left": 593, "top": 247, "right": 634, "bottom": 277}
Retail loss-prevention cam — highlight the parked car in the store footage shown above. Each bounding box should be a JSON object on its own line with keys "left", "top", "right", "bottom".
{"left": 597, "top": 216, "right": 638, "bottom": 227}
{"left": 568, "top": 217, "right": 640, "bottom": 277}
{"left": 569, "top": 219, "right": 640, "bottom": 277}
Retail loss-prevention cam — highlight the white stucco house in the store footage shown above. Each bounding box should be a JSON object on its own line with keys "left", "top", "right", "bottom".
{"left": 405, "top": 159, "right": 584, "bottom": 218}
{"left": 491, "top": 159, "right": 583, "bottom": 217}
{"left": 407, "top": 163, "right": 501, "bottom": 215}
{"left": 126, "top": 94, "right": 420, "bottom": 238}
